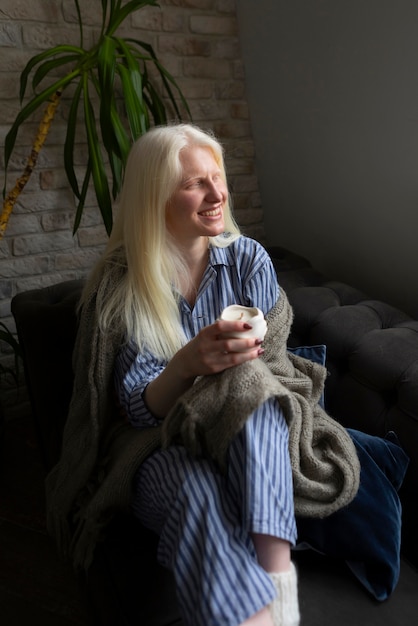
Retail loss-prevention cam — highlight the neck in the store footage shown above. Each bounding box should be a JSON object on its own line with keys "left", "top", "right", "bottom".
{"left": 187, "top": 237, "right": 208, "bottom": 261}
{"left": 178, "top": 237, "right": 209, "bottom": 305}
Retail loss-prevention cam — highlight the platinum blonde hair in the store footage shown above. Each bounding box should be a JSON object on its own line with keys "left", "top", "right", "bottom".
{"left": 86, "top": 123, "right": 241, "bottom": 359}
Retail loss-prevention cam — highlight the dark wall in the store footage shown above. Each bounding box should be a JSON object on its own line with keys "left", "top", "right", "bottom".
{"left": 237, "top": 0, "right": 418, "bottom": 317}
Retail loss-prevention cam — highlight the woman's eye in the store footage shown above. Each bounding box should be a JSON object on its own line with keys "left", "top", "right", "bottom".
{"left": 188, "top": 180, "right": 202, "bottom": 188}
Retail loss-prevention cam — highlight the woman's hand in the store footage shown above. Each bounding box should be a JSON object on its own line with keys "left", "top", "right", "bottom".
{"left": 174, "top": 319, "right": 265, "bottom": 380}
{"left": 144, "top": 319, "right": 264, "bottom": 419}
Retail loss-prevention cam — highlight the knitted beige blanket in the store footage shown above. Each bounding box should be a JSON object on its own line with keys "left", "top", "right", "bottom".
{"left": 45, "top": 255, "right": 163, "bottom": 571}
{"left": 162, "top": 292, "right": 361, "bottom": 519}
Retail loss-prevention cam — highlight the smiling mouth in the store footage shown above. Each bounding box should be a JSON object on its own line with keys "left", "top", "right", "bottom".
{"left": 199, "top": 207, "right": 222, "bottom": 217}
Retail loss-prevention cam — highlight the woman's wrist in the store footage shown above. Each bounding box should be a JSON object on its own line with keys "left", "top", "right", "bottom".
{"left": 144, "top": 353, "right": 196, "bottom": 419}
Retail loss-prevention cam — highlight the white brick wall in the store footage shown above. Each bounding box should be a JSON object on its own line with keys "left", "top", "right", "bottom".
{"left": 0, "top": 0, "right": 264, "bottom": 417}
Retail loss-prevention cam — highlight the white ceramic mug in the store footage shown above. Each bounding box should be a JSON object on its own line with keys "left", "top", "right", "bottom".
{"left": 220, "top": 304, "right": 267, "bottom": 340}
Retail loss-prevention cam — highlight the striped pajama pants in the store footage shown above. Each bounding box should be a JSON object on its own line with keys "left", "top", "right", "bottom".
{"left": 132, "top": 397, "right": 297, "bottom": 626}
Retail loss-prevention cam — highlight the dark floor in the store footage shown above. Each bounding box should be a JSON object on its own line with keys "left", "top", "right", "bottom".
{"left": 0, "top": 414, "right": 95, "bottom": 626}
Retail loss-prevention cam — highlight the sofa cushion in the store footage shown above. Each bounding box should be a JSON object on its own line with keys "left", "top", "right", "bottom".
{"left": 287, "top": 344, "right": 327, "bottom": 367}
{"left": 296, "top": 429, "right": 409, "bottom": 601}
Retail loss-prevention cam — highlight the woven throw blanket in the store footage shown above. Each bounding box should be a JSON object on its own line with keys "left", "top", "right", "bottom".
{"left": 45, "top": 253, "right": 162, "bottom": 570}
{"left": 162, "top": 292, "right": 361, "bottom": 518}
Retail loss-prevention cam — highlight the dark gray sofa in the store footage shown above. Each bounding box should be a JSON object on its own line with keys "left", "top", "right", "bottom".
{"left": 11, "top": 245, "right": 418, "bottom": 625}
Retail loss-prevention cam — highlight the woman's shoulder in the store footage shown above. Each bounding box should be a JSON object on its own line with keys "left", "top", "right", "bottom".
{"left": 211, "top": 236, "right": 273, "bottom": 277}
{"left": 228, "top": 236, "right": 271, "bottom": 266}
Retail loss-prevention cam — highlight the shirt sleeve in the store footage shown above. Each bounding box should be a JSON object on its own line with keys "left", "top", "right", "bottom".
{"left": 114, "top": 341, "right": 167, "bottom": 428}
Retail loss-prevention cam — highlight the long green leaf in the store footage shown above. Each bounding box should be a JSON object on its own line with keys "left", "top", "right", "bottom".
{"left": 106, "top": 102, "right": 131, "bottom": 196}
{"left": 127, "top": 38, "right": 191, "bottom": 119}
{"left": 115, "top": 37, "right": 144, "bottom": 100}
{"left": 118, "top": 64, "right": 147, "bottom": 138}
{"left": 97, "top": 95, "right": 130, "bottom": 199}
{"left": 106, "top": 0, "right": 158, "bottom": 37}
{"left": 96, "top": 35, "right": 130, "bottom": 190}
{"left": 140, "top": 63, "right": 165, "bottom": 124}
{"left": 19, "top": 45, "right": 83, "bottom": 102}
{"left": 152, "top": 58, "right": 190, "bottom": 120}
{"left": 105, "top": 0, "right": 122, "bottom": 30}
{"left": 109, "top": 105, "right": 131, "bottom": 162}
{"left": 72, "top": 161, "right": 92, "bottom": 234}
{"left": 32, "top": 54, "right": 81, "bottom": 91}
{"left": 74, "top": 0, "right": 84, "bottom": 47}
{"left": 64, "top": 79, "right": 84, "bottom": 199}
{"left": 116, "top": 38, "right": 147, "bottom": 137}
{"left": 83, "top": 75, "right": 113, "bottom": 235}
{"left": 143, "top": 77, "right": 166, "bottom": 125}
{"left": 98, "top": 36, "right": 116, "bottom": 88}
{"left": 108, "top": 150, "right": 123, "bottom": 199}
{"left": 97, "top": 36, "right": 117, "bottom": 149}
{"left": 100, "top": 0, "right": 109, "bottom": 36}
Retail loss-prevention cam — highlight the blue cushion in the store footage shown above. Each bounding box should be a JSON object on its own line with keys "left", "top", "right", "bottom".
{"left": 295, "top": 429, "right": 409, "bottom": 601}
{"left": 287, "top": 344, "right": 326, "bottom": 366}
{"left": 288, "top": 344, "right": 409, "bottom": 599}
{"left": 288, "top": 344, "right": 327, "bottom": 407}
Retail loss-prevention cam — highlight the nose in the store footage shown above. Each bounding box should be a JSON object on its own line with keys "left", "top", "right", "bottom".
{"left": 206, "top": 179, "right": 223, "bottom": 202}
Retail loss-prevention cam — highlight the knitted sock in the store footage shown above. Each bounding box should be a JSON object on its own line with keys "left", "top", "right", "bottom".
{"left": 268, "top": 562, "right": 300, "bottom": 626}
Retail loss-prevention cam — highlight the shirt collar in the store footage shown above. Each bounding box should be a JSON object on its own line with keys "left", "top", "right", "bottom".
{"left": 208, "top": 241, "right": 236, "bottom": 268}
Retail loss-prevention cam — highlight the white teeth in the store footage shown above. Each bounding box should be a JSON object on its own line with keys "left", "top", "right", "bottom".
{"left": 201, "top": 209, "right": 220, "bottom": 217}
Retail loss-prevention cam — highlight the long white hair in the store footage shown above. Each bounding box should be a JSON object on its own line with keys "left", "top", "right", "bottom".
{"left": 84, "top": 123, "right": 241, "bottom": 359}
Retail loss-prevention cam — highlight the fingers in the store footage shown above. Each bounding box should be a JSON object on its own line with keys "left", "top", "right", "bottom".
{"left": 215, "top": 321, "right": 266, "bottom": 352}
{"left": 182, "top": 320, "right": 265, "bottom": 377}
{"left": 215, "top": 318, "right": 254, "bottom": 336}
{"left": 199, "top": 322, "right": 262, "bottom": 354}
{"left": 214, "top": 319, "right": 265, "bottom": 354}
{"left": 220, "top": 336, "right": 263, "bottom": 354}
{"left": 218, "top": 346, "right": 264, "bottom": 369}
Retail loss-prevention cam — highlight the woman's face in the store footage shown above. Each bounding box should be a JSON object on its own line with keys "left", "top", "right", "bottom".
{"left": 166, "top": 145, "right": 227, "bottom": 246}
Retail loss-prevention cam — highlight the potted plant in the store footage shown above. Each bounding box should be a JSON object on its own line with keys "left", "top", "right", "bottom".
{"left": 1, "top": 0, "right": 190, "bottom": 238}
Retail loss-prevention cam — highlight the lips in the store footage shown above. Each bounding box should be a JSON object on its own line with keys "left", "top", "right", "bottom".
{"left": 199, "top": 207, "right": 222, "bottom": 217}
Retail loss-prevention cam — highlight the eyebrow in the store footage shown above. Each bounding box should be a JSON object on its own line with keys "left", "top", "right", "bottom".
{"left": 181, "top": 174, "right": 200, "bottom": 184}
{"left": 181, "top": 167, "right": 222, "bottom": 185}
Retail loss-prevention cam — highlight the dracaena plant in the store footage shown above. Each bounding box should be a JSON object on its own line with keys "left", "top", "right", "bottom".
{"left": 1, "top": 0, "right": 190, "bottom": 237}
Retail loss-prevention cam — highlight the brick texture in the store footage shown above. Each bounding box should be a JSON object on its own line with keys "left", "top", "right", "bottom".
{"left": 0, "top": 0, "right": 264, "bottom": 417}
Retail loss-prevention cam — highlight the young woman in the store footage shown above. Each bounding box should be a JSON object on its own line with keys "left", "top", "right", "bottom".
{"left": 106, "top": 123, "right": 300, "bottom": 625}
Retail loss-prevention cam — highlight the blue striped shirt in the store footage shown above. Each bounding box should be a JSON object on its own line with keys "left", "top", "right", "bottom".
{"left": 114, "top": 236, "right": 279, "bottom": 429}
